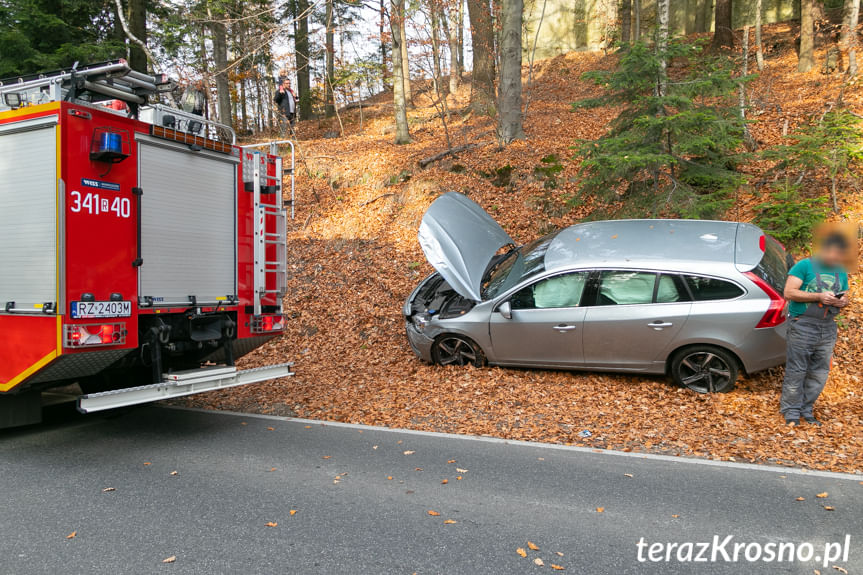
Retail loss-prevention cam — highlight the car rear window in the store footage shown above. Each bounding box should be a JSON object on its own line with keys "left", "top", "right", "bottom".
{"left": 751, "top": 236, "right": 789, "bottom": 294}
{"left": 684, "top": 275, "right": 744, "bottom": 301}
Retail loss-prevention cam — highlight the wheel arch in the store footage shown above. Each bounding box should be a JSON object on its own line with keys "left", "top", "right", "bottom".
{"left": 665, "top": 342, "right": 745, "bottom": 376}
{"left": 430, "top": 332, "right": 488, "bottom": 366}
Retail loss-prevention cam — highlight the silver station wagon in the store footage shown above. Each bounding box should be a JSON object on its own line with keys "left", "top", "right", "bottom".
{"left": 404, "top": 192, "right": 791, "bottom": 393}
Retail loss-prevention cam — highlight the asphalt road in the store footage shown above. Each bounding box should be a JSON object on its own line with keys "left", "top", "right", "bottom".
{"left": 0, "top": 404, "right": 861, "bottom": 575}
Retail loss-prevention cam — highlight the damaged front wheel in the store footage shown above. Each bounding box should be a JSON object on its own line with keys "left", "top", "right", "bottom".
{"left": 432, "top": 335, "right": 486, "bottom": 367}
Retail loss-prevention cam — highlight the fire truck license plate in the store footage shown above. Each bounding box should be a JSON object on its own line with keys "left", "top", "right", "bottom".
{"left": 70, "top": 301, "right": 132, "bottom": 319}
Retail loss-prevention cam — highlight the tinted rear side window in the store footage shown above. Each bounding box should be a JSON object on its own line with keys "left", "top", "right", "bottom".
{"left": 684, "top": 276, "right": 744, "bottom": 301}
{"left": 752, "top": 236, "right": 789, "bottom": 294}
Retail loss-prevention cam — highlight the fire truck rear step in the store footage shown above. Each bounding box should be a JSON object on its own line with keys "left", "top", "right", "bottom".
{"left": 77, "top": 363, "right": 294, "bottom": 413}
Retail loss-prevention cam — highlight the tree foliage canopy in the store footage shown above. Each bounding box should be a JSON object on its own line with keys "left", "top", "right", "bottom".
{"left": 0, "top": 0, "right": 123, "bottom": 77}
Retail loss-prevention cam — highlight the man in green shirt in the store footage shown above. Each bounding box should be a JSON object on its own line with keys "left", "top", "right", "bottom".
{"left": 780, "top": 232, "right": 851, "bottom": 427}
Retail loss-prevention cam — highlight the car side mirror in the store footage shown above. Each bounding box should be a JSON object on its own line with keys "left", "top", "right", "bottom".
{"left": 497, "top": 301, "right": 512, "bottom": 320}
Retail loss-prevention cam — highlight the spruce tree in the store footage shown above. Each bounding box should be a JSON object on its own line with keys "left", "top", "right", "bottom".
{"left": 765, "top": 108, "right": 863, "bottom": 214}
{"left": 573, "top": 40, "right": 751, "bottom": 219}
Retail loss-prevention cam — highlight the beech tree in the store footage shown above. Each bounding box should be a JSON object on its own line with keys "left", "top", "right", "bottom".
{"left": 711, "top": 0, "right": 734, "bottom": 50}
{"left": 399, "top": 4, "right": 412, "bottom": 104}
{"left": 390, "top": 0, "right": 410, "bottom": 143}
{"left": 294, "top": 0, "right": 312, "bottom": 119}
{"left": 442, "top": 1, "right": 460, "bottom": 93}
{"left": 466, "top": 0, "right": 495, "bottom": 112}
{"left": 755, "top": 0, "right": 765, "bottom": 70}
{"left": 127, "top": 0, "right": 147, "bottom": 72}
{"left": 620, "top": 0, "right": 631, "bottom": 43}
{"left": 798, "top": 0, "right": 815, "bottom": 72}
{"left": 842, "top": 0, "right": 860, "bottom": 76}
{"left": 497, "top": 0, "right": 524, "bottom": 142}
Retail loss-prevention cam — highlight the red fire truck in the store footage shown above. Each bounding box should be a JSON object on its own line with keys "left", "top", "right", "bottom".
{"left": 0, "top": 60, "right": 294, "bottom": 428}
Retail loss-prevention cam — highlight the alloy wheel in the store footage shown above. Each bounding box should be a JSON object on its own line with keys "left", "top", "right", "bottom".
{"left": 434, "top": 336, "right": 480, "bottom": 367}
{"left": 677, "top": 351, "right": 733, "bottom": 393}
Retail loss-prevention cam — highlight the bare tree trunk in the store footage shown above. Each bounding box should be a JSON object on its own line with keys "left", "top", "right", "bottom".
{"left": 523, "top": 0, "right": 546, "bottom": 118}
{"left": 842, "top": 0, "right": 860, "bottom": 76}
{"left": 841, "top": 0, "right": 858, "bottom": 42}
{"left": 399, "top": 6, "right": 413, "bottom": 105}
{"left": 255, "top": 71, "right": 265, "bottom": 133}
{"left": 657, "top": 0, "right": 668, "bottom": 96}
{"left": 711, "top": 0, "right": 734, "bottom": 50}
{"left": 620, "top": 0, "right": 631, "bottom": 43}
{"left": 127, "top": 0, "right": 147, "bottom": 73}
{"left": 754, "top": 0, "right": 764, "bottom": 70}
{"left": 208, "top": 5, "right": 232, "bottom": 129}
{"left": 325, "top": 0, "right": 335, "bottom": 117}
{"left": 467, "top": 0, "right": 496, "bottom": 112}
{"left": 798, "top": 0, "right": 815, "bottom": 72}
{"left": 380, "top": 0, "right": 390, "bottom": 89}
{"left": 497, "top": 0, "right": 524, "bottom": 143}
{"left": 390, "top": 0, "right": 411, "bottom": 143}
{"left": 430, "top": 2, "right": 443, "bottom": 95}
{"left": 240, "top": 76, "right": 249, "bottom": 133}
{"left": 694, "top": 0, "right": 707, "bottom": 33}
{"left": 457, "top": 0, "right": 465, "bottom": 73}
{"left": 114, "top": 0, "right": 164, "bottom": 79}
{"left": 199, "top": 27, "right": 212, "bottom": 121}
{"left": 443, "top": 5, "right": 460, "bottom": 93}
{"left": 237, "top": 11, "right": 249, "bottom": 133}
{"left": 633, "top": 0, "right": 641, "bottom": 40}
{"left": 296, "top": 0, "right": 312, "bottom": 119}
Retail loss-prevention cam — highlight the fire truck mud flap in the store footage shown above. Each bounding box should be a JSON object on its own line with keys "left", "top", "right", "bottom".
{"left": 76, "top": 363, "right": 294, "bottom": 413}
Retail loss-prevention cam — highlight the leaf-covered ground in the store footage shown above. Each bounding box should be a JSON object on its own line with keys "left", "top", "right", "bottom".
{"left": 184, "top": 23, "right": 863, "bottom": 474}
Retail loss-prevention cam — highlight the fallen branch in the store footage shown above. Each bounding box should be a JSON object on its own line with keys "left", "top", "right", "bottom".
{"left": 359, "top": 193, "right": 396, "bottom": 207}
{"left": 418, "top": 143, "right": 480, "bottom": 168}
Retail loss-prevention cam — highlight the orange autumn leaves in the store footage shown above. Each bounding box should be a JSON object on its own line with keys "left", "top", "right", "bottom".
{"left": 179, "top": 24, "right": 863, "bottom": 476}
{"left": 517, "top": 541, "right": 565, "bottom": 570}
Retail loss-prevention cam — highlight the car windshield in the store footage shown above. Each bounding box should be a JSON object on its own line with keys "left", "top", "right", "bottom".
{"left": 481, "top": 234, "right": 556, "bottom": 300}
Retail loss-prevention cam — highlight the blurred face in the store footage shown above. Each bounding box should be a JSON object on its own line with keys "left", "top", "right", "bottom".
{"left": 283, "top": 79, "right": 291, "bottom": 90}
{"left": 817, "top": 243, "right": 847, "bottom": 268}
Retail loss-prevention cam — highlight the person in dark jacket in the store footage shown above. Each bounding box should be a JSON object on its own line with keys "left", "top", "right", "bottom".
{"left": 274, "top": 76, "right": 297, "bottom": 135}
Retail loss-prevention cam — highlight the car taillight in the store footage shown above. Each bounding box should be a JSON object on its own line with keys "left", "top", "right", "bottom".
{"left": 744, "top": 272, "right": 786, "bottom": 328}
{"left": 64, "top": 323, "right": 127, "bottom": 347}
{"left": 252, "top": 314, "right": 285, "bottom": 334}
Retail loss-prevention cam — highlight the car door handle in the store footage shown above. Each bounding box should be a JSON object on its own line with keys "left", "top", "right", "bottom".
{"left": 553, "top": 324, "right": 577, "bottom": 332}
{"left": 648, "top": 321, "right": 673, "bottom": 329}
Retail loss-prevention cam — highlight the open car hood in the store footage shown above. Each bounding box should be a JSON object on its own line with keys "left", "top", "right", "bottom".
{"left": 418, "top": 192, "right": 514, "bottom": 301}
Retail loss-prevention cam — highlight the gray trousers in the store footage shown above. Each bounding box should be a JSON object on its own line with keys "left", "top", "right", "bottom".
{"left": 278, "top": 113, "right": 295, "bottom": 137}
{"left": 780, "top": 316, "right": 838, "bottom": 420}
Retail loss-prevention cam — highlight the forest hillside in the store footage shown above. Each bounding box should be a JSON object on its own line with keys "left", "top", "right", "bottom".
{"left": 186, "top": 22, "right": 863, "bottom": 473}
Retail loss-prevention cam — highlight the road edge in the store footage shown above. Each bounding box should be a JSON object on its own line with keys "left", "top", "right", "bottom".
{"left": 161, "top": 405, "right": 863, "bottom": 481}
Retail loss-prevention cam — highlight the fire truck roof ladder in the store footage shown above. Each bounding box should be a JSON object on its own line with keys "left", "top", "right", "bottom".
{"left": 0, "top": 60, "right": 171, "bottom": 111}
{"left": 77, "top": 363, "right": 295, "bottom": 413}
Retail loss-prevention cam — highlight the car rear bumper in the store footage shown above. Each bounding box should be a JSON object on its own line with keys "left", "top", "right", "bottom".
{"left": 405, "top": 321, "right": 434, "bottom": 362}
{"left": 737, "top": 324, "right": 788, "bottom": 374}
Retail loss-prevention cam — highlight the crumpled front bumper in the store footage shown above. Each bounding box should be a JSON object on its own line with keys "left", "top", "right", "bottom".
{"left": 404, "top": 321, "right": 435, "bottom": 363}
